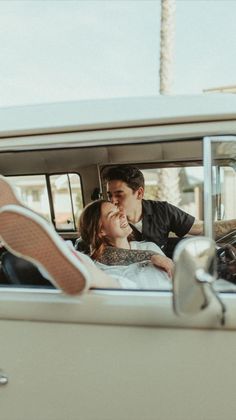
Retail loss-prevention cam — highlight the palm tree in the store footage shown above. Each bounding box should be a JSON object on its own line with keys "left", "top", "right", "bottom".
{"left": 160, "top": 0, "right": 175, "bottom": 94}
{"left": 158, "top": 0, "right": 180, "bottom": 206}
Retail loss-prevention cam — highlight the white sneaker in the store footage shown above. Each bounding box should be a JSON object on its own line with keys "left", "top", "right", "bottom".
{"left": 0, "top": 204, "right": 91, "bottom": 295}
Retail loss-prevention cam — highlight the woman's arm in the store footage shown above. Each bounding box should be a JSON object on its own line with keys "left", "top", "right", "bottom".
{"left": 150, "top": 254, "right": 174, "bottom": 278}
{"left": 97, "top": 246, "right": 157, "bottom": 266}
{"left": 96, "top": 246, "right": 174, "bottom": 278}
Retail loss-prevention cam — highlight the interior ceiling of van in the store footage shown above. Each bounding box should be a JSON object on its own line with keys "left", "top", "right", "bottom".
{"left": 0, "top": 140, "right": 202, "bottom": 176}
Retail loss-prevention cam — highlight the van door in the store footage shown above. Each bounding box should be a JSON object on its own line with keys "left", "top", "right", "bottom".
{"left": 1, "top": 136, "right": 236, "bottom": 420}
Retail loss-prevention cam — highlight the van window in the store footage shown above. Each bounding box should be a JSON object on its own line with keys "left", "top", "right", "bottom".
{"left": 142, "top": 167, "right": 204, "bottom": 219}
{"left": 9, "top": 175, "right": 51, "bottom": 222}
{"left": 49, "top": 173, "right": 83, "bottom": 230}
{"left": 8, "top": 173, "right": 83, "bottom": 231}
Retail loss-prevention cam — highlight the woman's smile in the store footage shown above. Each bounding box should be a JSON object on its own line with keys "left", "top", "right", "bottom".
{"left": 120, "top": 221, "right": 129, "bottom": 228}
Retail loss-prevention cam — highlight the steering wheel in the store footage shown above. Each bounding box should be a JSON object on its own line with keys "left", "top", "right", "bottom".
{"left": 216, "top": 229, "right": 236, "bottom": 246}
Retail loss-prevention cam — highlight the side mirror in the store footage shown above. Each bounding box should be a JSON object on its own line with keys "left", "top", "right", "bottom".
{"left": 173, "top": 236, "right": 226, "bottom": 324}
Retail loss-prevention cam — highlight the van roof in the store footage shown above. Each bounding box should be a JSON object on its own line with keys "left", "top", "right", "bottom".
{"left": 0, "top": 94, "right": 236, "bottom": 137}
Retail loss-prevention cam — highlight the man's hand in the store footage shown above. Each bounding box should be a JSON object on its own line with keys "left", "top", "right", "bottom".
{"left": 151, "top": 254, "right": 174, "bottom": 278}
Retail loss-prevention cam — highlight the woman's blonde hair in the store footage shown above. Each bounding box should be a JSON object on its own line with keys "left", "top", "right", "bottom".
{"left": 78, "top": 200, "right": 111, "bottom": 260}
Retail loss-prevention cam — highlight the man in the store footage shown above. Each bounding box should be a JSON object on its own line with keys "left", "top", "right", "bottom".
{"left": 103, "top": 165, "right": 236, "bottom": 256}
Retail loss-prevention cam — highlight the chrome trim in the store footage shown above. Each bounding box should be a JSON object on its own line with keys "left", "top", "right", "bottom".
{"left": 203, "top": 136, "right": 213, "bottom": 238}
{"left": 0, "top": 373, "right": 8, "bottom": 386}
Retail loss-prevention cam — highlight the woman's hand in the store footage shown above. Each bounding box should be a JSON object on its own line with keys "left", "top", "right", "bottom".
{"left": 151, "top": 254, "right": 174, "bottom": 278}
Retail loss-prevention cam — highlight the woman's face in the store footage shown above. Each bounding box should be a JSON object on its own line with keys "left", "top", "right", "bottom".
{"left": 100, "top": 202, "right": 132, "bottom": 240}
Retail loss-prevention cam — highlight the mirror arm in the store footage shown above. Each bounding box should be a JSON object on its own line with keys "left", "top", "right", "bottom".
{"left": 209, "top": 284, "right": 226, "bottom": 326}
{"left": 196, "top": 268, "right": 226, "bottom": 326}
{"left": 195, "top": 268, "right": 215, "bottom": 284}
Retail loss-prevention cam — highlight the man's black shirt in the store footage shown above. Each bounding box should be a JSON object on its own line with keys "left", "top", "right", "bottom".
{"left": 130, "top": 199, "right": 195, "bottom": 253}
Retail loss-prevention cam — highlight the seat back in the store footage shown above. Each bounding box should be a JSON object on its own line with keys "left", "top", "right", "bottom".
{"left": 1, "top": 251, "right": 54, "bottom": 288}
{"left": 74, "top": 237, "right": 90, "bottom": 254}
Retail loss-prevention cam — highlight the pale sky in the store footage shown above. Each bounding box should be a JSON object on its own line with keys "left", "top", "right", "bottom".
{"left": 0, "top": 0, "right": 236, "bottom": 107}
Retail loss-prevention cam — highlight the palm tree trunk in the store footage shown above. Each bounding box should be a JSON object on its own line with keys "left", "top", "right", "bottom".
{"left": 158, "top": 0, "right": 180, "bottom": 205}
{"left": 160, "top": 0, "right": 176, "bottom": 94}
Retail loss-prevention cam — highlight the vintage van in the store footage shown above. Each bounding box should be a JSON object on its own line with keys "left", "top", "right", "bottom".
{"left": 1, "top": 95, "right": 236, "bottom": 420}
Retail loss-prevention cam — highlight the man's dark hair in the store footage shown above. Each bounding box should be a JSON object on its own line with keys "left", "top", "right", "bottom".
{"left": 103, "top": 165, "right": 144, "bottom": 192}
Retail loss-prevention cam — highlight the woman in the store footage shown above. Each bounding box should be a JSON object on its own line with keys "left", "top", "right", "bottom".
{"left": 0, "top": 194, "right": 173, "bottom": 293}
{"left": 78, "top": 199, "right": 173, "bottom": 290}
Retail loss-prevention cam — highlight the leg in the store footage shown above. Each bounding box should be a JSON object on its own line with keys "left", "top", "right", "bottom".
{"left": 0, "top": 205, "right": 119, "bottom": 294}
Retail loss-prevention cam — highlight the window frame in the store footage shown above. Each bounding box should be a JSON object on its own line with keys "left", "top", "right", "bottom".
{"left": 203, "top": 135, "right": 236, "bottom": 239}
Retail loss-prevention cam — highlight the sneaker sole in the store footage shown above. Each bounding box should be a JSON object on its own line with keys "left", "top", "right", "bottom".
{"left": 0, "top": 205, "right": 90, "bottom": 295}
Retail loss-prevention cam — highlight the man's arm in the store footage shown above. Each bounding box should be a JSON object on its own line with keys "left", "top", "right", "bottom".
{"left": 188, "top": 220, "right": 204, "bottom": 235}
{"left": 188, "top": 219, "right": 236, "bottom": 239}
